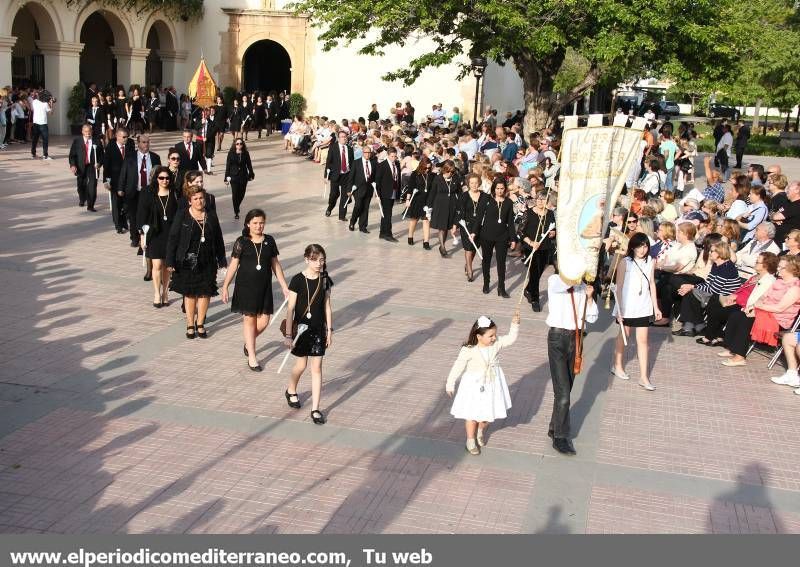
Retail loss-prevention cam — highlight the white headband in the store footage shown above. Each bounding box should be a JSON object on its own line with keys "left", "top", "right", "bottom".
{"left": 477, "top": 316, "right": 493, "bottom": 329}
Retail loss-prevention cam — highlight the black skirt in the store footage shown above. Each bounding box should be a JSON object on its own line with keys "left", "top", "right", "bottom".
{"left": 459, "top": 226, "right": 479, "bottom": 252}
{"left": 623, "top": 316, "right": 651, "bottom": 328}
{"left": 292, "top": 327, "right": 326, "bottom": 357}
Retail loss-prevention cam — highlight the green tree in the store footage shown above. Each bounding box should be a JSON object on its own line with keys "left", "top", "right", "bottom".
{"left": 291, "top": 0, "right": 782, "bottom": 132}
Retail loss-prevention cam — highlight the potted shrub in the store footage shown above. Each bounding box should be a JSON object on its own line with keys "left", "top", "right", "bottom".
{"left": 67, "top": 81, "right": 85, "bottom": 135}
{"left": 289, "top": 92, "right": 307, "bottom": 118}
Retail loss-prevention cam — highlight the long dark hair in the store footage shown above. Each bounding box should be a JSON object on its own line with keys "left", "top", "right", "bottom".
{"left": 229, "top": 137, "right": 248, "bottom": 155}
{"left": 241, "top": 208, "right": 266, "bottom": 238}
{"left": 304, "top": 243, "right": 332, "bottom": 290}
{"left": 626, "top": 232, "right": 651, "bottom": 259}
{"left": 149, "top": 165, "right": 171, "bottom": 191}
{"left": 701, "top": 233, "right": 723, "bottom": 263}
{"left": 463, "top": 317, "right": 497, "bottom": 347}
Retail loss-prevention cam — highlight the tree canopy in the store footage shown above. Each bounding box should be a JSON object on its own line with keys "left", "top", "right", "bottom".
{"left": 292, "top": 0, "right": 799, "bottom": 131}
{"left": 65, "top": 0, "right": 204, "bottom": 21}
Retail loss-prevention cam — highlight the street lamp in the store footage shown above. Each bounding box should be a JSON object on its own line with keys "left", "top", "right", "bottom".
{"left": 471, "top": 56, "right": 487, "bottom": 128}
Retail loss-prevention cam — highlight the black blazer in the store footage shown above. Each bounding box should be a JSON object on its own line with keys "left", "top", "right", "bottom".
{"left": 166, "top": 208, "right": 227, "bottom": 269}
{"left": 85, "top": 106, "right": 106, "bottom": 140}
{"left": 118, "top": 151, "right": 162, "bottom": 198}
{"left": 374, "top": 159, "right": 400, "bottom": 200}
{"left": 68, "top": 137, "right": 104, "bottom": 176}
{"left": 351, "top": 156, "right": 378, "bottom": 195}
{"left": 474, "top": 197, "right": 517, "bottom": 243}
{"left": 175, "top": 141, "right": 207, "bottom": 172}
{"left": 166, "top": 91, "right": 179, "bottom": 116}
{"left": 224, "top": 151, "right": 255, "bottom": 183}
{"left": 102, "top": 140, "right": 135, "bottom": 187}
{"left": 325, "top": 141, "right": 355, "bottom": 182}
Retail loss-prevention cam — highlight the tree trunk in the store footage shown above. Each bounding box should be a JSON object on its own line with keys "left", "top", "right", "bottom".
{"left": 785, "top": 111, "right": 791, "bottom": 132}
{"left": 794, "top": 104, "right": 799, "bottom": 132}
{"left": 753, "top": 98, "right": 762, "bottom": 131}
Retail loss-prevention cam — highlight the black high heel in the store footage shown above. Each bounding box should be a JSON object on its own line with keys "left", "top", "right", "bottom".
{"left": 285, "top": 390, "right": 301, "bottom": 409}
{"left": 186, "top": 325, "right": 196, "bottom": 339}
{"left": 248, "top": 362, "right": 262, "bottom": 372}
{"left": 407, "top": 237, "right": 414, "bottom": 246}
{"left": 196, "top": 324, "right": 208, "bottom": 339}
{"left": 439, "top": 245, "right": 447, "bottom": 257}
{"left": 243, "top": 344, "right": 249, "bottom": 358}
{"left": 311, "top": 410, "right": 326, "bottom": 425}
{"left": 423, "top": 242, "right": 431, "bottom": 250}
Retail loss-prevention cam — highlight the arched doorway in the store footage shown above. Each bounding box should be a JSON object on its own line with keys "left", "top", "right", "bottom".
{"left": 145, "top": 26, "right": 161, "bottom": 88}
{"left": 10, "top": 3, "right": 57, "bottom": 87}
{"left": 79, "top": 12, "right": 115, "bottom": 88}
{"left": 242, "top": 40, "right": 291, "bottom": 95}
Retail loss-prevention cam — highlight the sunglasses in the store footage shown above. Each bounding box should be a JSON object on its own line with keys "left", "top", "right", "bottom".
{"left": 235, "top": 142, "right": 243, "bottom": 146}
{"left": 627, "top": 220, "right": 638, "bottom": 224}
{"left": 169, "top": 156, "right": 179, "bottom": 161}
{"left": 157, "top": 176, "right": 170, "bottom": 180}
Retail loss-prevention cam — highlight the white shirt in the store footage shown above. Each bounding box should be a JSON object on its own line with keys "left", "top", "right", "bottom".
{"left": 136, "top": 151, "right": 153, "bottom": 189}
{"left": 644, "top": 110, "right": 655, "bottom": 121}
{"left": 640, "top": 171, "right": 662, "bottom": 195}
{"left": 614, "top": 257, "right": 655, "bottom": 319}
{"left": 725, "top": 199, "right": 748, "bottom": 220}
{"left": 545, "top": 274, "right": 599, "bottom": 330}
{"left": 461, "top": 139, "right": 479, "bottom": 160}
{"left": 32, "top": 99, "right": 50, "bottom": 125}
{"left": 717, "top": 132, "right": 733, "bottom": 157}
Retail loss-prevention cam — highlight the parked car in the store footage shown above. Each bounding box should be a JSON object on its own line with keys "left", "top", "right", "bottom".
{"left": 657, "top": 100, "right": 681, "bottom": 118}
{"left": 708, "top": 103, "right": 740, "bottom": 121}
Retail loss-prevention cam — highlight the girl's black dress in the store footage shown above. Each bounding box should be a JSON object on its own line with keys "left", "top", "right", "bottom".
{"left": 115, "top": 98, "right": 128, "bottom": 124}
{"left": 427, "top": 175, "right": 460, "bottom": 230}
{"left": 229, "top": 106, "right": 243, "bottom": 131}
{"left": 456, "top": 191, "right": 491, "bottom": 252}
{"left": 405, "top": 171, "right": 434, "bottom": 220}
{"left": 289, "top": 272, "right": 333, "bottom": 357}
{"left": 253, "top": 103, "right": 267, "bottom": 130}
{"left": 138, "top": 190, "right": 178, "bottom": 260}
{"left": 231, "top": 235, "right": 279, "bottom": 316}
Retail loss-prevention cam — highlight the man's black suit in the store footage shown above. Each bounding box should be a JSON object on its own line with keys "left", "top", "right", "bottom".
{"left": 165, "top": 91, "right": 179, "bottom": 131}
{"left": 374, "top": 158, "right": 400, "bottom": 237}
{"left": 349, "top": 156, "right": 378, "bottom": 231}
{"left": 175, "top": 140, "right": 207, "bottom": 173}
{"left": 325, "top": 141, "right": 355, "bottom": 219}
{"left": 119, "top": 151, "right": 162, "bottom": 244}
{"left": 103, "top": 139, "right": 135, "bottom": 231}
{"left": 68, "top": 136, "right": 104, "bottom": 209}
{"left": 85, "top": 106, "right": 106, "bottom": 140}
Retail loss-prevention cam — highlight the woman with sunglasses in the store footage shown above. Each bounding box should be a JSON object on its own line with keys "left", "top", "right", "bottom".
{"left": 138, "top": 165, "right": 178, "bottom": 307}
{"left": 225, "top": 138, "right": 255, "bottom": 220}
{"left": 165, "top": 147, "right": 182, "bottom": 199}
{"left": 474, "top": 177, "right": 517, "bottom": 297}
{"left": 611, "top": 232, "right": 661, "bottom": 391}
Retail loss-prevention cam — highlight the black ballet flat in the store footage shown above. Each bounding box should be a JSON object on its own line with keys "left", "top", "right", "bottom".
{"left": 196, "top": 325, "right": 208, "bottom": 339}
{"left": 247, "top": 362, "right": 263, "bottom": 372}
{"left": 186, "top": 325, "right": 196, "bottom": 339}
{"left": 143, "top": 274, "right": 152, "bottom": 281}
{"left": 482, "top": 284, "right": 490, "bottom": 294}
{"left": 498, "top": 289, "right": 510, "bottom": 299}
{"left": 234, "top": 214, "right": 240, "bottom": 220}
{"left": 407, "top": 237, "right": 414, "bottom": 245}
{"left": 439, "top": 245, "right": 447, "bottom": 257}
{"left": 153, "top": 302, "right": 162, "bottom": 309}
{"left": 423, "top": 242, "right": 431, "bottom": 250}
{"left": 285, "top": 390, "right": 301, "bottom": 409}
{"left": 311, "top": 410, "right": 326, "bottom": 425}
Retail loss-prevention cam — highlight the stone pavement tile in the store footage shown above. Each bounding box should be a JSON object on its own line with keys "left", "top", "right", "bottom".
{"left": 0, "top": 407, "right": 534, "bottom": 534}
{"left": 587, "top": 485, "right": 800, "bottom": 534}
{"left": 597, "top": 332, "right": 800, "bottom": 491}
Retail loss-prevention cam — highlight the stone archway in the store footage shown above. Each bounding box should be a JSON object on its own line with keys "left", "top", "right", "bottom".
{"left": 9, "top": 2, "right": 60, "bottom": 87}
{"left": 79, "top": 12, "right": 116, "bottom": 87}
{"left": 242, "top": 39, "right": 291, "bottom": 95}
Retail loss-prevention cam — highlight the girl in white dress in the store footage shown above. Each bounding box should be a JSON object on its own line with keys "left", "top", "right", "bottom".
{"left": 611, "top": 232, "right": 661, "bottom": 391}
{"left": 446, "top": 312, "right": 520, "bottom": 455}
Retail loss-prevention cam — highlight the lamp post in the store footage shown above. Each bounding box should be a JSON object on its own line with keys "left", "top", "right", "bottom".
{"left": 471, "top": 56, "right": 487, "bottom": 128}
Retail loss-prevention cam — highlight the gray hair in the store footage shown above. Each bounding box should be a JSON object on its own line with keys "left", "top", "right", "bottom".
{"left": 759, "top": 221, "right": 777, "bottom": 239}
{"left": 613, "top": 206, "right": 628, "bottom": 217}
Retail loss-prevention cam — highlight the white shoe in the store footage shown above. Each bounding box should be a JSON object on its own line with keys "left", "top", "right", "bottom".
{"left": 610, "top": 367, "right": 630, "bottom": 380}
{"left": 795, "top": 388, "right": 800, "bottom": 395}
{"left": 770, "top": 372, "right": 800, "bottom": 387}
{"left": 42, "top": 156, "right": 53, "bottom": 161}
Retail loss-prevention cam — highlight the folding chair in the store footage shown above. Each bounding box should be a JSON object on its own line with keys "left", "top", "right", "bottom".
{"left": 746, "top": 312, "right": 800, "bottom": 369}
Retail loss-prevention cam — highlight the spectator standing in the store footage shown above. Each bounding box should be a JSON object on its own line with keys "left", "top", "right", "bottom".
{"left": 734, "top": 120, "right": 751, "bottom": 169}
{"left": 30, "top": 93, "right": 52, "bottom": 160}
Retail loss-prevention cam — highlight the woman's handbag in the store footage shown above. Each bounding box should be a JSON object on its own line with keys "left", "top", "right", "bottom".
{"left": 692, "top": 287, "right": 712, "bottom": 309}
{"left": 182, "top": 251, "right": 199, "bottom": 272}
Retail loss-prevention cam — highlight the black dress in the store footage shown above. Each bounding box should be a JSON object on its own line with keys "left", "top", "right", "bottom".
{"left": 229, "top": 106, "right": 243, "bottom": 131}
{"left": 231, "top": 235, "right": 279, "bottom": 316}
{"left": 138, "top": 189, "right": 178, "bottom": 260}
{"left": 289, "top": 272, "right": 333, "bottom": 357}
{"left": 456, "top": 191, "right": 490, "bottom": 252}
{"left": 115, "top": 98, "right": 128, "bottom": 125}
{"left": 406, "top": 171, "right": 434, "bottom": 220}
{"left": 169, "top": 217, "right": 220, "bottom": 297}
{"left": 428, "top": 175, "right": 460, "bottom": 230}
{"left": 253, "top": 103, "right": 267, "bottom": 130}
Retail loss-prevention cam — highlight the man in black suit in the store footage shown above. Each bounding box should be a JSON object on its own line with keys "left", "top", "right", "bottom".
{"left": 348, "top": 146, "right": 378, "bottom": 233}
{"left": 119, "top": 134, "right": 161, "bottom": 249}
{"left": 175, "top": 129, "right": 207, "bottom": 174}
{"left": 324, "top": 130, "right": 354, "bottom": 220}
{"left": 375, "top": 147, "right": 400, "bottom": 242}
{"left": 84, "top": 83, "right": 98, "bottom": 112}
{"left": 165, "top": 87, "right": 179, "bottom": 131}
{"left": 103, "top": 127, "right": 135, "bottom": 233}
{"left": 85, "top": 95, "right": 106, "bottom": 142}
{"left": 68, "top": 123, "right": 104, "bottom": 211}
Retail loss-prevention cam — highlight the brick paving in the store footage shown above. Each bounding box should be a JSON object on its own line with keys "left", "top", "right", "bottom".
{"left": 1, "top": 135, "right": 799, "bottom": 533}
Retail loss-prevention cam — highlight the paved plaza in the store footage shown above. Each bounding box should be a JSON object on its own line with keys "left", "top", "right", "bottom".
{"left": 1, "top": 135, "right": 799, "bottom": 534}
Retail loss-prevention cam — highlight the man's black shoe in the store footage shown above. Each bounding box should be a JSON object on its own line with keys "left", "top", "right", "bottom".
{"left": 532, "top": 302, "right": 542, "bottom": 312}
{"left": 553, "top": 438, "right": 576, "bottom": 455}
{"left": 324, "top": 209, "right": 332, "bottom": 217}
{"left": 348, "top": 224, "right": 355, "bottom": 231}
{"left": 359, "top": 228, "right": 370, "bottom": 234}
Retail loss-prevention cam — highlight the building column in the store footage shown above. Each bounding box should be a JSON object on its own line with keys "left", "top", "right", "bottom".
{"left": 111, "top": 47, "right": 150, "bottom": 87}
{"left": 0, "top": 37, "right": 17, "bottom": 88}
{"left": 157, "top": 49, "right": 188, "bottom": 90}
{"left": 35, "top": 40, "right": 84, "bottom": 136}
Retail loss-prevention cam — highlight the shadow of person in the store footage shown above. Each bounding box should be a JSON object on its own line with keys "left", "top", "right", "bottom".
{"left": 536, "top": 505, "right": 572, "bottom": 534}
{"left": 706, "top": 463, "right": 787, "bottom": 533}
